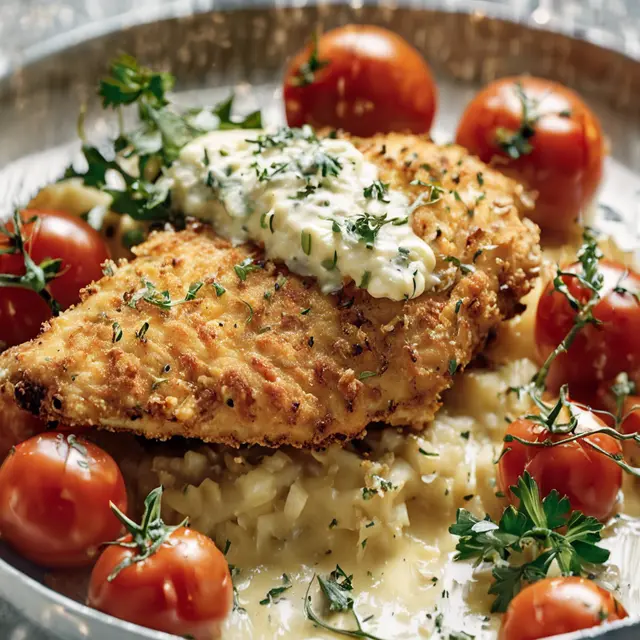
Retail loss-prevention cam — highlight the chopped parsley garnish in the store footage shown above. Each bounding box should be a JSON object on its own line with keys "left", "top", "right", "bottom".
{"left": 329, "top": 518, "right": 338, "bottom": 529}
{"left": 234, "top": 257, "right": 262, "bottom": 282}
{"left": 112, "top": 322, "right": 123, "bottom": 343}
{"left": 363, "top": 180, "right": 390, "bottom": 203}
{"left": 419, "top": 447, "right": 439, "bottom": 457}
{"left": 184, "top": 281, "right": 204, "bottom": 301}
{"left": 359, "top": 271, "right": 372, "bottom": 290}
{"left": 242, "top": 300, "right": 254, "bottom": 324}
{"left": 301, "top": 230, "right": 313, "bottom": 255}
{"left": 449, "top": 473, "right": 609, "bottom": 612}
{"left": 358, "top": 371, "right": 377, "bottom": 381}
{"left": 444, "top": 256, "right": 475, "bottom": 275}
{"left": 304, "top": 566, "right": 384, "bottom": 640}
{"left": 246, "top": 126, "right": 317, "bottom": 152}
{"left": 126, "top": 278, "right": 203, "bottom": 310}
{"left": 212, "top": 282, "right": 226, "bottom": 297}
{"left": 448, "top": 359, "right": 458, "bottom": 376}
{"left": 259, "top": 574, "right": 292, "bottom": 605}
{"left": 409, "top": 180, "right": 447, "bottom": 207}
{"left": 305, "top": 149, "right": 342, "bottom": 178}
{"left": 362, "top": 475, "right": 396, "bottom": 500}
{"left": 321, "top": 251, "right": 338, "bottom": 271}
{"left": 293, "top": 183, "right": 318, "bottom": 199}
{"left": 135, "top": 321, "right": 150, "bottom": 341}
{"left": 293, "top": 33, "right": 330, "bottom": 87}
{"left": 346, "top": 213, "right": 390, "bottom": 250}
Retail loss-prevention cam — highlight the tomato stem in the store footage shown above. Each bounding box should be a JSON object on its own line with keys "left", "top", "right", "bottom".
{"left": 106, "top": 486, "right": 188, "bottom": 581}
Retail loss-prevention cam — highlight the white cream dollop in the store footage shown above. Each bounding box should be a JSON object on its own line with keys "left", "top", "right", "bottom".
{"left": 169, "top": 127, "right": 437, "bottom": 301}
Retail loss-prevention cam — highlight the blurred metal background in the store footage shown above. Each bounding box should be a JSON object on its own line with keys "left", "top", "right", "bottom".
{"left": 1, "top": 0, "right": 640, "bottom": 68}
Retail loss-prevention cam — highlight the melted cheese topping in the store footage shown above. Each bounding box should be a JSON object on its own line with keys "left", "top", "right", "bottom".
{"left": 169, "top": 127, "right": 438, "bottom": 301}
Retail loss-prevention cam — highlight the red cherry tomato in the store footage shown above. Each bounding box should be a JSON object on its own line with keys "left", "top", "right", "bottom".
{"left": 455, "top": 76, "right": 604, "bottom": 234}
{"left": 284, "top": 25, "right": 437, "bottom": 137}
{"left": 88, "top": 526, "right": 233, "bottom": 639}
{"left": 498, "top": 406, "right": 622, "bottom": 520}
{"left": 0, "top": 210, "right": 110, "bottom": 348}
{"left": 535, "top": 260, "right": 640, "bottom": 394}
{"left": 499, "top": 577, "right": 627, "bottom": 640}
{"left": 0, "top": 432, "right": 127, "bottom": 567}
{"left": 596, "top": 378, "right": 640, "bottom": 462}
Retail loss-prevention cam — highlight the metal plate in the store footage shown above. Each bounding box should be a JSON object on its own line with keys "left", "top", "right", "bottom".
{"left": 0, "top": 2, "right": 639, "bottom": 638}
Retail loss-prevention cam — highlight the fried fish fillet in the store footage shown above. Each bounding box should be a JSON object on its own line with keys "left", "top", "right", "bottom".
{"left": 0, "top": 133, "right": 541, "bottom": 447}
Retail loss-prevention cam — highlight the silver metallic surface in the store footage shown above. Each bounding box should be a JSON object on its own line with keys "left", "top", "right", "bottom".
{"left": 1, "top": 1, "right": 640, "bottom": 638}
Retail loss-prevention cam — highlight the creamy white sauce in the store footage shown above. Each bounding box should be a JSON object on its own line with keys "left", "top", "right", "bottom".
{"left": 169, "top": 127, "right": 438, "bottom": 301}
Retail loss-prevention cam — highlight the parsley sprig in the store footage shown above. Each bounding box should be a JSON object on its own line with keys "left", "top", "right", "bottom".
{"left": 0, "top": 211, "right": 63, "bottom": 314}
{"left": 106, "top": 486, "right": 188, "bottom": 581}
{"left": 66, "top": 55, "right": 261, "bottom": 227}
{"left": 347, "top": 213, "right": 390, "bottom": 249}
{"left": 450, "top": 473, "right": 609, "bottom": 612}
{"left": 304, "top": 566, "right": 386, "bottom": 640}
{"left": 126, "top": 278, "right": 203, "bottom": 310}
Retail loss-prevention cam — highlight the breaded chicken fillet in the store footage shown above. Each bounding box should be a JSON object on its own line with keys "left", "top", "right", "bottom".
{"left": 0, "top": 133, "right": 541, "bottom": 447}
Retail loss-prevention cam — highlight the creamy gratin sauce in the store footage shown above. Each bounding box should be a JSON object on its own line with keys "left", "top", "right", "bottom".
{"left": 169, "top": 127, "right": 437, "bottom": 301}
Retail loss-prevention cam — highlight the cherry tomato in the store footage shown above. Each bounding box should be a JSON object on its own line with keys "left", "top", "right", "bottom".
{"left": 88, "top": 526, "right": 233, "bottom": 639}
{"left": 455, "top": 76, "right": 604, "bottom": 234}
{"left": 0, "top": 400, "right": 45, "bottom": 460}
{"left": 535, "top": 260, "right": 640, "bottom": 394}
{"left": 0, "top": 432, "right": 127, "bottom": 568}
{"left": 0, "top": 210, "right": 110, "bottom": 348}
{"left": 596, "top": 377, "right": 640, "bottom": 462}
{"left": 498, "top": 406, "right": 622, "bottom": 520}
{"left": 499, "top": 577, "right": 627, "bottom": 640}
{"left": 284, "top": 25, "right": 437, "bottom": 137}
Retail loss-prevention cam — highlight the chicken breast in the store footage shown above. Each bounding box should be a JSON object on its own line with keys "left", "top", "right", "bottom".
{"left": 0, "top": 133, "right": 541, "bottom": 447}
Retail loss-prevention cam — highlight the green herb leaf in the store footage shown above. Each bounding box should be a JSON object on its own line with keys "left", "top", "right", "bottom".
{"left": 112, "top": 322, "right": 123, "bottom": 343}
{"left": 444, "top": 256, "right": 475, "bottom": 275}
{"left": 234, "top": 257, "right": 262, "bottom": 282}
{"left": 136, "top": 321, "right": 150, "bottom": 341}
{"left": 259, "top": 574, "right": 292, "bottom": 605}
{"left": 347, "top": 213, "right": 389, "bottom": 249}
{"left": 301, "top": 230, "right": 313, "bottom": 256}
{"left": 212, "top": 282, "right": 226, "bottom": 297}
{"left": 363, "top": 180, "right": 390, "bottom": 203}
{"left": 449, "top": 473, "right": 609, "bottom": 612}
{"left": 126, "top": 278, "right": 203, "bottom": 310}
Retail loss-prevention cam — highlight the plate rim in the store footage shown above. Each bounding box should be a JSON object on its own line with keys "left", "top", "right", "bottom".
{"left": 2, "top": 0, "right": 639, "bottom": 85}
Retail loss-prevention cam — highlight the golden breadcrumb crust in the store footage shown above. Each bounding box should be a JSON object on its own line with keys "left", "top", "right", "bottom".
{"left": 0, "top": 133, "right": 541, "bottom": 447}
